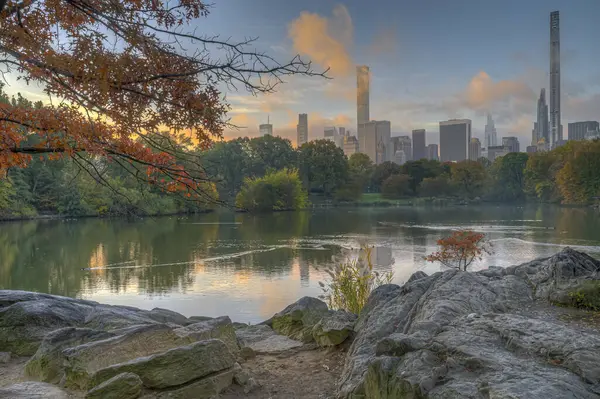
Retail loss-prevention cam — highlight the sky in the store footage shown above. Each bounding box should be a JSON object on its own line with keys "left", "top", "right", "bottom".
{"left": 5, "top": 0, "right": 600, "bottom": 147}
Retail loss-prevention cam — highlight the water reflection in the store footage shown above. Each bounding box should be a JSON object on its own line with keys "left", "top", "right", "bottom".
{"left": 0, "top": 206, "right": 599, "bottom": 322}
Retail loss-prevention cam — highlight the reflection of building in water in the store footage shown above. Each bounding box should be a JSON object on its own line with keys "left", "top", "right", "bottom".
{"left": 372, "top": 246, "right": 393, "bottom": 267}
{"left": 412, "top": 234, "right": 427, "bottom": 266}
{"left": 299, "top": 258, "right": 310, "bottom": 287}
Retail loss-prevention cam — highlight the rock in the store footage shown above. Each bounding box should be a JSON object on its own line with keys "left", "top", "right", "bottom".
{"left": 147, "top": 308, "right": 189, "bottom": 326}
{"left": 236, "top": 324, "right": 303, "bottom": 354}
{"left": 233, "top": 362, "right": 250, "bottom": 385}
{"left": 0, "top": 351, "right": 10, "bottom": 363}
{"left": 90, "top": 339, "right": 235, "bottom": 389}
{"left": 338, "top": 248, "right": 600, "bottom": 398}
{"left": 312, "top": 310, "right": 357, "bottom": 347}
{"left": 153, "top": 367, "right": 234, "bottom": 399}
{"left": 186, "top": 316, "right": 213, "bottom": 324}
{"left": 173, "top": 316, "right": 239, "bottom": 354}
{"left": 239, "top": 346, "right": 256, "bottom": 360}
{"left": 235, "top": 324, "right": 276, "bottom": 346}
{"left": 0, "top": 382, "right": 69, "bottom": 399}
{"left": 264, "top": 296, "right": 329, "bottom": 342}
{"left": 25, "top": 327, "right": 115, "bottom": 383}
{"left": 62, "top": 323, "right": 190, "bottom": 389}
{"left": 85, "top": 372, "right": 142, "bottom": 399}
{"left": 406, "top": 271, "right": 428, "bottom": 284}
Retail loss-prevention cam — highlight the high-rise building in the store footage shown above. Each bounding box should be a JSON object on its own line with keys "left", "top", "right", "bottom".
{"left": 439, "top": 119, "right": 471, "bottom": 162}
{"left": 502, "top": 136, "right": 520, "bottom": 153}
{"left": 533, "top": 89, "right": 550, "bottom": 146}
{"left": 412, "top": 129, "right": 426, "bottom": 160}
{"left": 469, "top": 138, "right": 482, "bottom": 161}
{"left": 259, "top": 123, "right": 273, "bottom": 136}
{"left": 391, "top": 136, "right": 412, "bottom": 163}
{"left": 426, "top": 144, "right": 439, "bottom": 161}
{"left": 324, "top": 127, "right": 337, "bottom": 138}
{"left": 343, "top": 136, "right": 359, "bottom": 156}
{"left": 339, "top": 127, "right": 347, "bottom": 137}
{"left": 550, "top": 11, "right": 561, "bottom": 148}
{"left": 358, "top": 120, "right": 391, "bottom": 164}
{"left": 357, "top": 66, "right": 370, "bottom": 126}
{"left": 568, "top": 121, "right": 599, "bottom": 141}
{"left": 394, "top": 150, "right": 407, "bottom": 165}
{"left": 296, "top": 113, "right": 308, "bottom": 147}
{"left": 526, "top": 146, "right": 538, "bottom": 154}
{"left": 487, "top": 145, "right": 508, "bottom": 162}
{"left": 484, "top": 114, "right": 498, "bottom": 149}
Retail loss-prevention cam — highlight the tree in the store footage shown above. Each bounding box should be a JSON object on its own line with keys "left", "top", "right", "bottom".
{"left": 371, "top": 161, "right": 402, "bottom": 192}
{"left": 490, "top": 152, "right": 529, "bottom": 201}
{"left": 381, "top": 174, "right": 411, "bottom": 199}
{"left": 477, "top": 157, "right": 492, "bottom": 169}
{"left": 0, "top": 1, "right": 324, "bottom": 204}
{"left": 247, "top": 135, "right": 297, "bottom": 177}
{"left": 555, "top": 140, "right": 600, "bottom": 204}
{"left": 450, "top": 161, "right": 488, "bottom": 198}
{"left": 236, "top": 168, "right": 308, "bottom": 212}
{"left": 402, "top": 159, "right": 443, "bottom": 194}
{"left": 298, "top": 140, "right": 348, "bottom": 196}
{"left": 524, "top": 151, "right": 560, "bottom": 202}
{"left": 419, "top": 175, "right": 453, "bottom": 197}
{"left": 425, "top": 231, "right": 490, "bottom": 271}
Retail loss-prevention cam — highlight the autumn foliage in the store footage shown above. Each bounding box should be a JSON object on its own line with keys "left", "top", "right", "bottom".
{"left": 425, "top": 230, "right": 490, "bottom": 271}
{"left": 0, "top": 0, "right": 322, "bottom": 203}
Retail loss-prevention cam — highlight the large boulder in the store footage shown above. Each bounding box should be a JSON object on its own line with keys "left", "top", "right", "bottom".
{"left": 338, "top": 248, "right": 600, "bottom": 398}
{"left": 236, "top": 324, "right": 303, "bottom": 355}
{"left": 173, "top": 316, "right": 239, "bottom": 354}
{"left": 264, "top": 296, "right": 329, "bottom": 342}
{"left": 312, "top": 310, "right": 357, "bottom": 347}
{"left": 85, "top": 372, "right": 143, "bottom": 399}
{"left": 89, "top": 339, "right": 235, "bottom": 389}
{"left": 153, "top": 368, "right": 234, "bottom": 399}
{"left": 0, "top": 382, "right": 69, "bottom": 399}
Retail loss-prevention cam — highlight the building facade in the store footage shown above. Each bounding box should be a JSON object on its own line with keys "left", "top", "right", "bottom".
{"left": 427, "top": 144, "right": 439, "bottom": 161}
{"left": 439, "top": 119, "right": 471, "bottom": 162}
{"left": 550, "top": 11, "right": 562, "bottom": 148}
{"left": 568, "top": 121, "right": 599, "bottom": 141}
{"left": 394, "top": 150, "right": 407, "bottom": 165}
{"left": 391, "top": 136, "right": 412, "bottom": 163}
{"left": 484, "top": 113, "right": 498, "bottom": 149}
{"left": 469, "top": 138, "right": 482, "bottom": 161}
{"left": 487, "top": 145, "right": 508, "bottom": 162}
{"left": 357, "top": 66, "right": 370, "bottom": 126}
{"left": 358, "top": 120, "right": 391, "bottom": 164}
{"left": 412, "top": 129, "right": 426, "bottom": 160}
{"left": 343, "top": 135, "right": 359, "bottom": 156}
{"left": 526, "top": 146, "right": 538, "bottom": 154}
{"left": 259, "top": 123, "right": 273, "bottom": 136}
{"left": 533, "top": 89, "right": 549, "bottom": 146}
{"left": 296, "top": 113, "right": 308, "bottom": 147}
{"left": 502, "top": 136, "right": 520, "bottom": 153}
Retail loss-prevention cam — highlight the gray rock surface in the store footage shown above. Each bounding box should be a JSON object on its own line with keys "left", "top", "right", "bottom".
{"left": 0, "top": 382, "right": 69, "bottom": 399}
{"left": 0, "top": 351, "right": 10, "bottom": 363}
{"left": 90, "top": 339, "right": 235, "bottom": 389}
{"left": 236, "top": 324, "right": 303, "bottom": 354}
{"left": 173, "top": 316, "right": 239, "bottom": 354}
{"left": 263, "top": 296, "right": 329, "bottom": 342}
{"left": 85, "top": 372, "right": 142, "bottom": 399}
{"left": 312, "top": 310, "right": 357, "bottom": 347}
{"left": 339, "top": 248, "right": 600, "bottom": 398}
{"left": 0, "top": 290, "right": 188, "bottom": 356}
{"left": 151, "top": 367, "right": 234, "bottom": 399}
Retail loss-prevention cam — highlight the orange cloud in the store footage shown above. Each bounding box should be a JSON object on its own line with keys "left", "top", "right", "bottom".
{"left": 288, "top": 5, "right": 354, "bottom": 78}
{"left": 464, "top": 71, "right": 534, "bottom": 110}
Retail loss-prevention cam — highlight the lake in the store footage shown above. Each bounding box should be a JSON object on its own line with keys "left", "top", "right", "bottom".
{"left": 1, "top": 206, "right": 600, "bottom": 323}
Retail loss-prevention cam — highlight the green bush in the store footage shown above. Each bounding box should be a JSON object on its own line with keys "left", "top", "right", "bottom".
{"left": 568, "top": 281, "right": 600, "bottom": 310}
{"left": 381, "top": 174, "right": 411, "bottom": 199}
{"left": 235, "top": 168, "right": 308, "bottom": 212}
{"left": 319, "top": 246, "right": 393, "bottom": 314}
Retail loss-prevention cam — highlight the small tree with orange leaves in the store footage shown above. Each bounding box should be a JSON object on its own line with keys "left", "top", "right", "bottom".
{"left": 425, "top": 230, "right": 491, "bottom": 271}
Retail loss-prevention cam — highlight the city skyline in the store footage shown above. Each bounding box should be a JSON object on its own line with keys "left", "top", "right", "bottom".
{"left": 4, "top": 1, "right": 599, "bottom": 148}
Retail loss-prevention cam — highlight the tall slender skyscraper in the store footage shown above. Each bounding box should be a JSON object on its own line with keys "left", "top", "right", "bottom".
{"left": 533, "top": 89, "right": 549, "bottom": 146}
{"left": 550, "top": 11, "right": 561, "bottom": 148}
{"left": 296, "top": 113, "right": 308, "bottom": 147}
{"left": 411, "top": 129, "right": 426, "bottom": 160}
{"left": 356, "top": 66, "right": 370, "bottom": 126}
{"left": 484, "top": 113, "right": 497, "bottom": 149}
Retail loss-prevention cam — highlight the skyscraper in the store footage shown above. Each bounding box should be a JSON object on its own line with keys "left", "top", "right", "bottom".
{"left": 484, "top": 113, "right": 497, "bottom": 149}
{"left": 533, "top": 89, "right": 549, "bottom": 146}
{"left": 412, "top": 129, "right": 426, "bottom": 160}
{"left": 550, "top": 11, "right": 561, "bottom": 148}
{"left": 343, "top": 136, "right": 359, "bottom": 156}
{"left": 568, "top": 121, "right": 599, "bottom": 141}
{"left": 469, "top": 138, "right": 482, "bottom": 161}
{"left": 259, "top": 123, "right": 273, "bottom": 136}
{"left": 358, "top": 120, "right": 390, "bottom": 164}
{"left": 439, "top": 119, "right": 471, "bottom": 162}
{"left": 296, "top": 113, "right": 308, "bottom": 147}
{"left": 426, "top": 144, "right": 439, "bottom": 161}
{"left": 357, "top": 66, "right": 370, "bottom": 126}
{"left": 391, "top": 136, "right": 412, "bottom": 164}
{"left": 502, "top": 136, "right": 520, "bottom": 153}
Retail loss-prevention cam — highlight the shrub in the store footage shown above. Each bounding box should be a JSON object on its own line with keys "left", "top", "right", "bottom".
{"left": 568, "top": 281, "right": 600, "bottom": 310}
{"left": 381, "top": 174, "right": 411, "bottom": 199}
{"left": 236, "top": 168, "right": 308, "bottom": 212}
{"left": 319, "top": 246, "right": 393, "bottom": 314}
{"left": 419, "top": 175, "right": 453, "bottom": 197}
{"left": 425, "top": 230, "right": 491, "bottom": 271}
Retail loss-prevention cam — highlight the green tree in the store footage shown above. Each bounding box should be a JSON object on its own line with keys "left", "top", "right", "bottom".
{"left": 298, "top": 140, "right": 348, "bottom": 196}
{"left": 381, "top": 174, "right": 411, "bottom": 199}
{"left": 555, "top": 140, "right": 600, "bottom": 204}
{"left": 202, "top": 138, "right": 252, "bottom": 200}
{"left": 419, "top": 175, "right": 453, "bottom": 197}
{"left": 450, "top": 161, "right": 488, "bottom": 198}
{"left": 524, "top": 151, "right": 561, "bottom": 202}
{"left": 490, "top": 152, "right": 529, "bottom": 201}
{"left": 236, "top": 168, "right": 308, "bottom": 212}
{"left": 248, "top": 135, "right": 297, "bottom": 177}
{"left": 371, "top": 161, "right": 402, "bottom": 192}
{"left": 402, "top": 159, "right": 444, "bottom": 194}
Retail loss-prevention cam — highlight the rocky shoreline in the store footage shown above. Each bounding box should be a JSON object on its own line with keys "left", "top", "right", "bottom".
{"left": 2, "top": 247, "right": 600, "bottom": 398}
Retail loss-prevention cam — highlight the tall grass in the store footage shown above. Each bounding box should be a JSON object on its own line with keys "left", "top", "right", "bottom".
{"left": 319, "top": 246, "right": 393, "bottom": 315}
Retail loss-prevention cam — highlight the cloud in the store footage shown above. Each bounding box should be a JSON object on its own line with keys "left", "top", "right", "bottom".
{"left": 463, "top": 71, "right": 535, "bottom": 111}
{"left": 368, "top": 28, "right": 397, "bottom": 57}
{"left": 288, "top": 4, "right": 354, "bottom": 78}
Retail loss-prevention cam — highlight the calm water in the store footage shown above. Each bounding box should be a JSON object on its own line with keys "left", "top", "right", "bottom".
{"left": 1, "top": 206, "right": 600, "bottom": 322}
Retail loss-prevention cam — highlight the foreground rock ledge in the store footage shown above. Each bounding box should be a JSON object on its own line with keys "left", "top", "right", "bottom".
{"left": 339, "top": 247, "right": 600, "bottom": 398}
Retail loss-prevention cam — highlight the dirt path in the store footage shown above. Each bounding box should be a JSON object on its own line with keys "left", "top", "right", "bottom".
{"left": 221, "top": 348, "right": 346, "bottom": 399}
